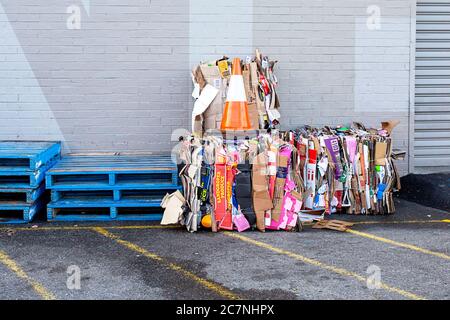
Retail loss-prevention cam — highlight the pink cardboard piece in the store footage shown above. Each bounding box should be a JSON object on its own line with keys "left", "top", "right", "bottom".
{"left": 346, "top": 137, "right": 357, "bottom": 164}
{"left": 266, "top": 147, "right": 293, "bottom": 230}
{"left": 287, "top": 213, "right": 298, "bottom": 228}
{"left": 285, "top": 193, "right": 302, "bottom": 229}
{"left": 234, "top": 214, "right": 250, "bottom": 232}
{"left": 285, "top": 179, "right": 296, "bottom": 192}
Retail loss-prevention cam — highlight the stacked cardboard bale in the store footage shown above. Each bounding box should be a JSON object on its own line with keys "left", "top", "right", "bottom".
{"left": 163, "top": 122, "right": 403, "bottom": 232}
{"left": 191, "top": 50, "right": 280, "bottom": 136}
{"left": 292, "top": 121, "right": 403, "bottom": 216}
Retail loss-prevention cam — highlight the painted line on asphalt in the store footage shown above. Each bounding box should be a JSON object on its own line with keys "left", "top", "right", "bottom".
{"left": 0, "top": 249, "right": 56, "bottom": 300}
{"left": 350, "top": 219, "right": 447, "bottom": 225}
{"left": 108, "top": 225, "right": 181, "bottom": 230}
{"left": 1, "top": 225, "right": 180, "bottom": 232}
{"left": 346, "top": 229, "right": 450, "bottom": 261}
{"left": 2, "top": 219, "right": 448, "bottom": 233}
{"left": 92, "top": 227, "right": 240, "bottom": 300}
{"left": 224, "top": 232, "right": 426, "bottom": 300}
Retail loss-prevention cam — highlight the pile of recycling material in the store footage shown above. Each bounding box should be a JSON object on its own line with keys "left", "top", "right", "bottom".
{"left": 191, "top": 49, "right": 280, "bottom": 136}
{"left": 161, "top": 121, "right": 404, "bottom": 233}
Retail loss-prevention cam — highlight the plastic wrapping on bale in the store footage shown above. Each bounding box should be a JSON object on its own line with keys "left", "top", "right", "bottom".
{"left": 169, "top": 121, "right": 402, "bottom": 233}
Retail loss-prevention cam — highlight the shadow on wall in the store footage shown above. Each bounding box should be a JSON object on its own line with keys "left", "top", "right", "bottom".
{"left": 0, "top": 0, "right": 190, "bottom": 152}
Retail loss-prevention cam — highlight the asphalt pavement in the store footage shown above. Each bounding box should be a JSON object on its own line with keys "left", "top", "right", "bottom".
{"left": 0, "top": 198, "right": 448, "bottom": 300}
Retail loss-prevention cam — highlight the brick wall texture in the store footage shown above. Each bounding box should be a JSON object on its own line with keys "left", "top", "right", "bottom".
{"left": 0, "top": 0, "right": 414, "bottom": 174}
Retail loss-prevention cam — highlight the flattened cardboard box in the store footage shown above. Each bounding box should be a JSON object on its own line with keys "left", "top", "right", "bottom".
{"left": 200, "top": 64, "right": 227, "bottom": 117}
{"left": 272, "top": 154, "right": 289, "bottom": 221}
{"left": 243, "top": 65, "right": 259, "bottom": 130}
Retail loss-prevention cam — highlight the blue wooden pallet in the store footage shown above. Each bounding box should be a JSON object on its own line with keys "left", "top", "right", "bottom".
{"left": 50, "top": 186, "right": 181, "bottom": 202}
{"left": 47, "top": 213, "right": 163, "bottom": 222}
{"left": 46, "top": 154, "right": 178, "bottom": 189}
{"left": 0, "top": 141, "right": 61, "bottom": 171}
{"left": 45, "top": 154, "right": 179, "bottom": 222}
{"left": 0, "top": 197, "right": 45, "bottom": 224}
{"left": 0, "top": 184, "right": 46, "bottom": 204}
{"left": 48, "top": 196, "right": 163, "bottom": 208}
{"left": 0, "top": 156, "right": 60, "bottom": 189}
{"left": 47, "top": 194, "right": 165, "bottom": 222}
{"left": 47, "top": 187, "right": 180, "bottom": 222}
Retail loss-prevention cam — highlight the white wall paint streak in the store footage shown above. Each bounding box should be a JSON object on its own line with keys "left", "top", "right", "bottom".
{"left": 0, "top": 3, "right": 66, "bottom": 146}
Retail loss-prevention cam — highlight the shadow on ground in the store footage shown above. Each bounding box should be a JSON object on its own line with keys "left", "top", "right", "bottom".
{"left": 399, "top": 173, "right": 450, "bottom": 212}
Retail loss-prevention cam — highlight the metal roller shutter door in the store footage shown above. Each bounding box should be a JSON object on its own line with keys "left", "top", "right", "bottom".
{"left": 415, "top": 0, "right": 450, "bottom": 172}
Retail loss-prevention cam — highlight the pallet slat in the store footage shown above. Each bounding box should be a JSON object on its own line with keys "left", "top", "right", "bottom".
{"left": 46, "top": 180, "right": 179, "bottom": 191}
{"left": 50, "top": 186, "right": 181, "bottom": 202}
{"left": 47, "top": 214, "right": 163, "bottom": 222}
{"left": 48, "top": 197, "right": 164, "bottom": 208}
{"left": 47, "top": 207, "right": 163, "bottom": 222}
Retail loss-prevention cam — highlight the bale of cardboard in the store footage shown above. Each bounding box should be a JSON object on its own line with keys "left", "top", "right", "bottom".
{"left": 190, "top": 50, "right": 280, "bottom": 137}
{"left": 162, "top": 121, "right": 403, "bottom": 232}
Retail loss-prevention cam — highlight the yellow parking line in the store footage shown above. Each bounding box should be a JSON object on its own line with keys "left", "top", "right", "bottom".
{"left": 1, "top": 219, "right": 448, "bottom": 233}
{"left": 92, "top": 227, "right": 240, "bottom": 300}
{"left": 1, "top": 225, "right": 180, "bottom": 232}
{"left": 224, "top": 232, "right": 426, "bottom": 300}
{"left": 108, "top": 225, "right": 181, "bottom": 230}
{"left": 351, "top": 220, "right": 446, "bottom": 225}
{"left": 2, "top": 219, "right": 448, "bottom": 233}
{"left": 346, "top": 229, "right": 450, "bottom": 261}
{"left": 0, "top": 249, "right": 56, "bottom": 300}
{"left": 302, "top": 220, "right": 444, "bottom": 227}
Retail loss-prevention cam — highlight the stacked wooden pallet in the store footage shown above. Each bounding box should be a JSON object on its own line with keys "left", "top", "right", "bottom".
{"left": 46, "top": 154, "right": 180, "bottom": 221}
{"left": 0, "top": 141, "right": 61, "bottom": 224}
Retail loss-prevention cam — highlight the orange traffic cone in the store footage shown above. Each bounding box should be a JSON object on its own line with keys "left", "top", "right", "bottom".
{"left": 221, "top": 58, "right": 252, "bottom": 131}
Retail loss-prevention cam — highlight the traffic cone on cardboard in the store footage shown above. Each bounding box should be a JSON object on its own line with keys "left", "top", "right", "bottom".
{"left": 221, "top": 58, "right": 252, "bottom": 131}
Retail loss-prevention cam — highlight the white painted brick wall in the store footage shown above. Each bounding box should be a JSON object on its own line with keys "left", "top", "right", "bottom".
{"left": 0, "top": 0, "right": 190, "bottom": 153}
{"left": 270, "top": 0, "right": 412, "bottom": 175}
{"left": 0, "top": 0, "right": 414, "bottom": 174}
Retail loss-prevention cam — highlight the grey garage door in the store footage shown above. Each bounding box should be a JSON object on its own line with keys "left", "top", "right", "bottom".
{"left": 415, "top": 0, "right": 450, "bottom": 172}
